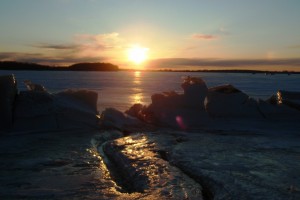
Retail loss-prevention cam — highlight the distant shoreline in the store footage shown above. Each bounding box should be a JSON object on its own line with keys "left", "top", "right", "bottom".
{"left": 120, "top": 69, "right": 300, "bottom": 74}
{"left": 0, "top": 61, "right": 299, "bottom": 74}
{"left": 0, "top": 61, "right": 118, "bottom": 72}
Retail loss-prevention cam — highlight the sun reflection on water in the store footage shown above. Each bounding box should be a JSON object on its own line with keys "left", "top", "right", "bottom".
{"left": 133, "top": 71, "right": 141, "bottom": 85}
{"left": 134, "top": 71, "right": 141, "bottom": 77}
{"left": 133, "top": 93, "right": 143, "bottom": 104}
{"left": 131, "top": 71, "right": 144, "bottom": 105}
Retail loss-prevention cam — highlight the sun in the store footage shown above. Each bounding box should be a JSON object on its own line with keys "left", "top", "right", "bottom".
{"left": 128, "top": 45, "right": 149, "bottom": 64}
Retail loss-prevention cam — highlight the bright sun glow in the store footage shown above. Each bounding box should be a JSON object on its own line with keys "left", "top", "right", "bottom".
{"left": 128, "top": 45, "right": 149, "bottom": 64}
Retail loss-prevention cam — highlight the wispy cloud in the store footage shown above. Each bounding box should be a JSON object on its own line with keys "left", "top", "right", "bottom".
{"left": 218, "top": 26, "right": 230, "bottom": 35}
{"left": 191, "top": 33, "right": 218, "bottom": 40}
{"left": 33, "top": 43, "right": 80, "bottom": 50}
{"left": 33, "top": 32, "right": 121, "bottom": 52}
{"left": 0, "top": 52, "right": 107, "bottom": 66}
{"left": 0, "top": 52, "right": 43, "bottom": 60}
{"left": 74, "top": 32, "right": 121, "bottom": 49}
{"left": 15, "top": 32, "right": 123, "bottom": 65}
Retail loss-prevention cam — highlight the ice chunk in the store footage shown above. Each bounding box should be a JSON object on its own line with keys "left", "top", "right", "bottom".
{"left": 13, "top": 91, "right": 57, "bottom": 131}
{"left": 205, "top": 84, "right": 263, "bottom": 118}
{"left": 258, "top": 99, "right": 300, "bottom": 119}
{"left": 181, "top": 76, "right": 208, "bottom": 109}
{"left": 277, "top": 90, "right": 300, "bottom": 110}
{"left": 56, "top": 89, "right": 98, "bottom": 113}
{"left": 13, "top": 89, "right": 99, "bottom": 131}
{"left": 23, "top": 80, "right": 46, "bottom": 92}
{"left": 0, "top": 74, "right": 18, "bottom": 130}
{"left": 100, "top": 108, "right": 148, "bottom": 132}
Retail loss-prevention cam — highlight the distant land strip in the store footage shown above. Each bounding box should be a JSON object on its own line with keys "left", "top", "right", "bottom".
{"left": 0, "top": 61, "right": 299, "bottom": 74}
{"left": 0, "top": 61, "right": 119, "bottom": 71}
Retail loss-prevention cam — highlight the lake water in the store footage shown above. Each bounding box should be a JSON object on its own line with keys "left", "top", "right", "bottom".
{"left": 1, "top": 70, "right": 299, "bottom": 112}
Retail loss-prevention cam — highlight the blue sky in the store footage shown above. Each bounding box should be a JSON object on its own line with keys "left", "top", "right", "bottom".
{"left": 0, "top": 0, "right": 300, "bottom": 70}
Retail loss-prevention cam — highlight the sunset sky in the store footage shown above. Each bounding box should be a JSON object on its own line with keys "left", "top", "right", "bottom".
{"left": 0, "top": 0, "right": 300, "bottom": 70}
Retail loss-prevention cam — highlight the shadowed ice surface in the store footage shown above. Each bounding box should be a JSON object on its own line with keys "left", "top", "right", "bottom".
{"left": 0, "top": 130, "right": 122, "bottom": 199}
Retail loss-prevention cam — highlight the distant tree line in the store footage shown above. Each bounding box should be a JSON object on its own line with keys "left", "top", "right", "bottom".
{"left": 69, "top": 62, "right": 118, "bottom": 71}
{"left": 0, "top": 61, "right": 52, "bottom": 70}
{"left": 0, "top": 61, "right": 119, "bottom": 71}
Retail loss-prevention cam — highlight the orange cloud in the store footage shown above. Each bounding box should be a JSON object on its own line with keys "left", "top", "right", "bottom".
{"left": 0, "top": 32, "right": 127, "bottom": 66}
{"left": 191, "top": 33, "right": 218, "bottom": 40}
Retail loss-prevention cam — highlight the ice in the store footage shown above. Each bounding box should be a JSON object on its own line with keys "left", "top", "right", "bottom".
{"left": 12, "top": 84, "right": 99, "bottom": 131}
{"left": 0, "top": 74, "right": 17, "bottom": 129}
{"left": 1, "top": 74, "right": 300, "bottom": 199}
{"left": 205, "top": 84, "right": 263, "bottom": 118}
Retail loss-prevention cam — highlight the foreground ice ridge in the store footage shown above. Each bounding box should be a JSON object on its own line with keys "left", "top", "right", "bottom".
{"left": 96, "top": 132, "right": 205, "bottom": 199}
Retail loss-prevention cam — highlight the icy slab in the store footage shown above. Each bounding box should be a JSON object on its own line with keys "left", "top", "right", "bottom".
{"left": 13, "top": 89, "right": 99, "bottom": 131}
{"left": 277, "top": 90, "right": 300, "bottom": 110}
{"left": 258, "top": 99, "right": 300, "bottom": 119}
{"left": 168, "top": 130, "right": 300, "bottom": 200}
{"left": 205, "top": 84, "right": 263, "bottom": 118}
{"left": 23, "top": 80, "right": 47, "bottom": 92}
{"left": 56, "top": 89, "right": 98, "bottom": 113}
{"left": 0, "top": 74, "right": 17, "bottom": 130}
{"left": 100, "top": 108, "right": 154, "bottom": 133}
{"left": 181, "top": 76, "right": 208, "bottom": 109}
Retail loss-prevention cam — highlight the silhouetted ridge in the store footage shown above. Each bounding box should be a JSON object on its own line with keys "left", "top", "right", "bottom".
{"left": 69, "top": 62, "right": 118, "bottom": 71}
{"left": 0, "top": 61, "right": 52, "bottom": 70}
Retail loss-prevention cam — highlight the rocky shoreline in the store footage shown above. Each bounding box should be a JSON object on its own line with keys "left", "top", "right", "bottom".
{"left": 1, "top": 74, "right": 300, "bottom": 199}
